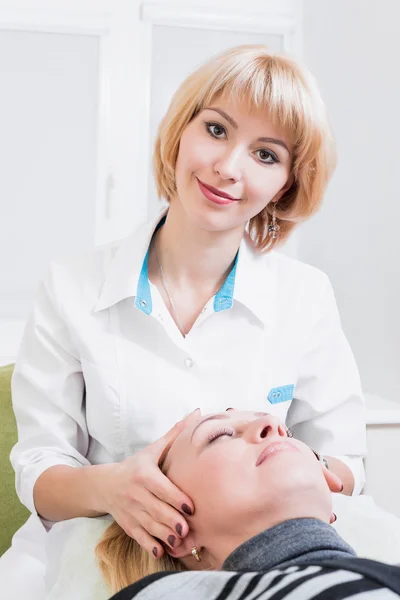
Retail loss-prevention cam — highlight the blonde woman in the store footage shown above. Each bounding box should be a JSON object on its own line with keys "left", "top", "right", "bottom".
{"left": 3, "top": 45, "right": 366, "bottom": 599}
{"left": 97, "top": 411, "right": 398, "bottom": 600}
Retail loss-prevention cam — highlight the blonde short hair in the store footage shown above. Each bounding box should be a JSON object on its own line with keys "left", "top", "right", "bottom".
{"left": 153, "top": 44, "right": 337, "bottom": 251}
{"left": 96, "top": 458, "right": 185, "bottom": 593}
{"left": 96, "top": 521, "right": 184, "bottom": 594}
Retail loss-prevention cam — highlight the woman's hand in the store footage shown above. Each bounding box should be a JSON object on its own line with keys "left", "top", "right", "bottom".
{"left": 98, "top": 417, "right": 196, "bottom": 558}
{"left": 324, "top": 456, "right": 354, "bottom": 496}
{"left": 318, "top": 459, "right": 343, "bottom": 524}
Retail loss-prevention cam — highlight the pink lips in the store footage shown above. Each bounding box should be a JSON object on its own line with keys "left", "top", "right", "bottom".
{"left": 197, "top": 178, "right": 239, "bottom": 205}
{"left": 256, "top": 441, "right": 298, "bottom": 467}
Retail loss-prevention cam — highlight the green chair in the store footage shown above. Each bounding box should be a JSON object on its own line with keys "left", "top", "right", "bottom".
{"left": 0, "top": 364, "right": 30, "bottom": 556}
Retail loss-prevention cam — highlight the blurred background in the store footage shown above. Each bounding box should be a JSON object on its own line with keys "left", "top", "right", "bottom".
{"left": 0, "top": 0, "right": 399, "bottom": 511}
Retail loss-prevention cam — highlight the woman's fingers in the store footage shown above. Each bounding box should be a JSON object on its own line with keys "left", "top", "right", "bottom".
{"left": 138, "top": 509, "right": 183, "bottom": 550}
{"left": 127, "top": 523, "right": 165, "bottom": 559}
{"left": 141, "top": 487, "right": 189, "bottom": 540}
{"left": 141, "top": 419, "right": 196, "bottom": 516}
{"left": 323, "top": 464, "right": 343, "bottom": 493}
{"left": 107, "top": 415, "right": 200, "bottom": 559}
{"left": 147, "top": 421, "right": 186, "bottom": 464}
{"left": 147, "top": 470, "right": 194, "bottom": 518}
{"left": 147, "top": 410, "right": 200, "bottom": 465}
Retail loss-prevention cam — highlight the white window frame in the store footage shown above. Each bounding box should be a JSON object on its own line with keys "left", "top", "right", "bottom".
{"left": 0, "top": 8, "right": 114, "bottom": 247}
{"left": 0, "top": 8, "right": 113, "bottom": 361}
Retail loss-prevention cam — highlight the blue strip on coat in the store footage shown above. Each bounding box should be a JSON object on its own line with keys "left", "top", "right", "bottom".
{"left": 268, "top": 385, "right": 295, "bottom": 404}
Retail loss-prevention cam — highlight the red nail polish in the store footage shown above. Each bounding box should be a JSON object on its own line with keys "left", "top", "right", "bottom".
{"left": 175, "top": 523, "right": 183, "bottom": 536}
{"left": 168, "top": 535, "right": 176, "bottom": 548}
{"left": 152, "top": 547, "right": 158, "bottom": 558}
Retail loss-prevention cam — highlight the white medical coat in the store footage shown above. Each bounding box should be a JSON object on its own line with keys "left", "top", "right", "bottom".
{"left": 10, "top": 208, "right": 367, "bottom": 524}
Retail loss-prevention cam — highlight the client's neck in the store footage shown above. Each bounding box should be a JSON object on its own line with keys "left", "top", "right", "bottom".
{"left": 222, "top": 518, "right": 356, "bottom": 572}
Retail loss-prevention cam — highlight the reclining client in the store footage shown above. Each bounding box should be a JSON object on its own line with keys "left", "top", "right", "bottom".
{"left": 96, "top": 411, "right": 400, "bottom": 599}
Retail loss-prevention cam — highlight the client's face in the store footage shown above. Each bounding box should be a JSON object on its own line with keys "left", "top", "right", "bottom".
{"left": 164, "top": 411, "right": 334, "bottom": 567}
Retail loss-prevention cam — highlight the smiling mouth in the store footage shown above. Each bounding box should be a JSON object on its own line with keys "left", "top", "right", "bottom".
{"left": 196, "top": 177, "right": 240, "bottom": 202}
{"left": 256, "top": 442, "right": 298, "bottom": 467}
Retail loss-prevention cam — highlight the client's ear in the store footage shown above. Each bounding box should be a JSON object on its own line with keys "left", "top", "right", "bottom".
{"left": 165, "top": 531, "right": 199, "bottom": 561}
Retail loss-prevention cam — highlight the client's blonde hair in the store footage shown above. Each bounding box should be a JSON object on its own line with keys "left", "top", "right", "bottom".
{"left": 96, "top": 521, "right": 186, "bottom": 593}
{"left": 153, "top": 44, "right": 337, "bottom": 251}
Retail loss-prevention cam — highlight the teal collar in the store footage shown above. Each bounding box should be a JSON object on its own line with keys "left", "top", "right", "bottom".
{"left": 135, "top": 215, "right": 238, "bottom": 316}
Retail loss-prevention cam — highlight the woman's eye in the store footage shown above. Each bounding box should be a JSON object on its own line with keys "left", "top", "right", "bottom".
{"left": 205, "top": 122, "right": 227, "bottom": 139}
{"left": 208, "top": 428, "right": 234, "bottom": 444}
{"left": 255, "top": 148, "right": 279, "bottom": 164}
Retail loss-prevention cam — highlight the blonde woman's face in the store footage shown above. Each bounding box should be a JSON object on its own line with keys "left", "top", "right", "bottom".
{"left": 174, "top": 94, "right": 293, "bottom": 232}
{"left": 165, "top": 411, "right": 332, "bottom": 550}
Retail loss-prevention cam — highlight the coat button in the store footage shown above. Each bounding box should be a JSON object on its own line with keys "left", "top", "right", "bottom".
{"left": 184, "top": 358, "right": 193, "bottom": 368}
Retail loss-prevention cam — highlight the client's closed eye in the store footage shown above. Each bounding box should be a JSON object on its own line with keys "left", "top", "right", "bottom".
{"left": 208, "top": 428, "right": 235, "bottom": 444}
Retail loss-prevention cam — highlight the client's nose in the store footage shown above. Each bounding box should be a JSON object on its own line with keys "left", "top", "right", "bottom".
{"left": 245, "top": 414, "right": 288, "bottom": 444}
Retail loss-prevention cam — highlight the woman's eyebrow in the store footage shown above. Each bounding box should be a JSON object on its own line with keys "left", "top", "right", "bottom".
{"left": 256, "top": 137, "right": 290, "bottom": 153}
{"left": 206, "top": 107, "right": 238, "bottom": 129}
{"left": 190, "top": 413, "right": 230, "bottom": 442}
{"left": 204, "top": 107, "right": 290, "bottom": 154}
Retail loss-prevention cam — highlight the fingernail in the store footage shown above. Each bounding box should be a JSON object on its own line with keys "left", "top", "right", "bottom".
{"left": 182, "top": 503, "right": 192, "bottom": 516}
{"left": 152, "top": 547, "right": 158, "bottom": 558}
{"left": 225, "top": 407, "right": 234, "bottom": 411}
{"left": 175, "top": 523, "right": 183, "bottom": 536}
{"left": 333, "top": 513, "right": 337, "bottom": 523}
{"left": 340, "top": 483, "right": 344, "bottom": 492}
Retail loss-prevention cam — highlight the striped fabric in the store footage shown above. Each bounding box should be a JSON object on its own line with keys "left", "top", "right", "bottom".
{"left": 110, "top": 520, "right": 400, "bottom": 600}
{"left": 111, "top": 562, "right": 400, "bottom": 600}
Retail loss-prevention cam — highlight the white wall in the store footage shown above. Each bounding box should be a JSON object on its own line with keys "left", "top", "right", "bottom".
{"left": 300, "top": 0, "right": 400, "bottom": 405}
{"left": 0, "top": 29, "right": 98, "bottom": 318}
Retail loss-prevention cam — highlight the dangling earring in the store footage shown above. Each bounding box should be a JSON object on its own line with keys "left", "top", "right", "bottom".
{"left": 263, "top": 203, "right": 280, "bottom": 251}
{"left": 191, "top": 546, "right": 201, "bottom": 562}
{"left": 268, "top": 203, "right": 280, "bottom": 240}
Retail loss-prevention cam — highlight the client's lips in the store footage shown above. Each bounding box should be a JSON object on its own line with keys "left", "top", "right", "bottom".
{"left": 197, "top": 178, "right": 240, "bottom": 201}
{"left": 256, "top": 441, "right": 298, "bottom": 467}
